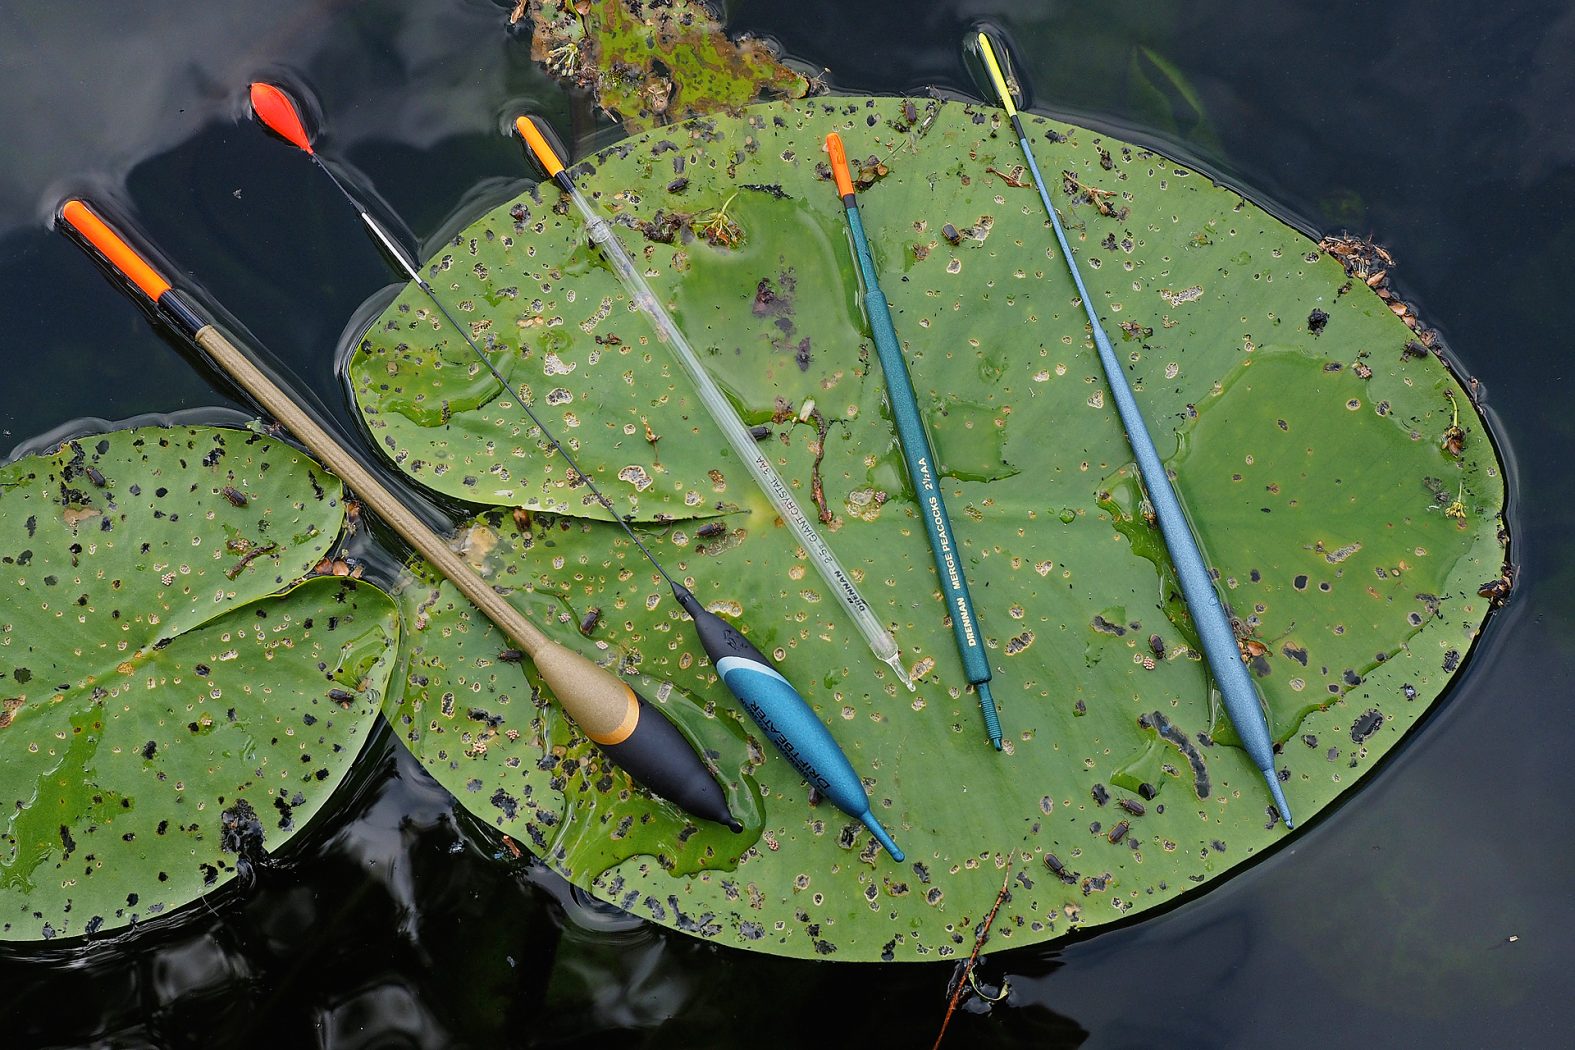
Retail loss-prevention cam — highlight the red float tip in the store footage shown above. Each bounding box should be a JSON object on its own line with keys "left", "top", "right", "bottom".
{"left": 250, "top": 82, "right": 313, "bottom": 154}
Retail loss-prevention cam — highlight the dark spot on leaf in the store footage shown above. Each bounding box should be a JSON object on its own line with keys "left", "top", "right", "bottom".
{"left": 1081, "top": 873, "right": 1110, "bottom": 895}
{"left": 1151, "top": 711, "right": 1211, "bottom": 799}
{"left": 1351, "top": 709, "right": 1384, "bottom": 744}
{"left": 1091, "top": 615, "right": 1125, "bottom": 636}
{"left": 794, "top": 337, "right": 812, "bottom": 371}
{"left": 469, "top": 708, "right": 505, "bottom": 729}
{"left": 491, "top": 789, "right": 520, "bottom": 820}
{"left": 220, "top": 799, "right": 267, "bottom": 864}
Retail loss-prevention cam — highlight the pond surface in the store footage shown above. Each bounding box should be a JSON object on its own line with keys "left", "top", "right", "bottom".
{"left": 0, "top": 0, "right": 1568, "bottom": 1045}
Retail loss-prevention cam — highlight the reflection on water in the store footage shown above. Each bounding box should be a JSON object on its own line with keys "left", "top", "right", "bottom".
{"left": 1, "top": 0, "right": 1570, "bottom": 1047}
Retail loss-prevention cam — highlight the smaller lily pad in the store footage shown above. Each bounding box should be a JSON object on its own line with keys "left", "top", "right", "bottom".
{"left": 0, "top": 426, "right": 400, "bottom": 941}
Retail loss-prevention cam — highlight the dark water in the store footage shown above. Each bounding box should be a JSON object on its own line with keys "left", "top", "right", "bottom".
{"left": 1, "top": 0, "right": 1569, "bottom": 1045}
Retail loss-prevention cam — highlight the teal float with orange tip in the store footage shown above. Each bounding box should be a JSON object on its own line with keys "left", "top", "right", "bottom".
{"left": 823, "top": 130, "right": 1004, "bottom": 751}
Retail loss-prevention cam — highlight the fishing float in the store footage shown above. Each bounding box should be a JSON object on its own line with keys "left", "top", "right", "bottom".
{"left": 57, "top": 197, "right": 740, "bottom": 832}
{"left": 248, "top": 84, "right": 905, "bottom": 860}
{"left": 512, "top": 114, "right": 915, "bottom": 694}
{"left": 823, "top": 132, "right": 1003, "bottom": 751}
{"left": 975, "top": 33, "right": 1292, "bottom": 825}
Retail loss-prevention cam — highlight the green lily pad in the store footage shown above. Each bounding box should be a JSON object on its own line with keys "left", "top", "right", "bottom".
{"left": 353, "top": 98, "right": 1507, "bottom": 960}
{"left": 0, "top": 426, "right": 399, "bottom": 941}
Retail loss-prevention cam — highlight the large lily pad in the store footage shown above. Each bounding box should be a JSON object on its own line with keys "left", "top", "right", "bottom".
{"left": 0, "top": 426, "right": 399, "bottom": 941}
{"left": 352, "top": 98, "right": 1506, "bottom": 960}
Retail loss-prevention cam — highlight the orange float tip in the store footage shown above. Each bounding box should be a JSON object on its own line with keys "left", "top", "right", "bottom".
{"left": 250, "top": 82, "right": 314, "bottom": 154}
{"left": 514, "top": 115, "right": 564, "bottom": 178}
{"left": 825, "top": 132, "right": 855, "bottom": 198}
{"left": 59, "top": 199, "right": 171, "bottom": 302}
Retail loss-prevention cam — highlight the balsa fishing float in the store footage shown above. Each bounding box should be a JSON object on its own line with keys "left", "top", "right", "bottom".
{"left": 824, "top": 132, "right": 1003, "bottom": 751}
{"left": 58, "top": 197, "right": 740, "bottom": 832}
{"left": 513, "top": 115, "right": 916, "bottom": 694}
{"left": 249, "top": 85, "right": 905, "bottom": 860}
{"left": 975, "top": 33, "right": 1292, "bottom": 825}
